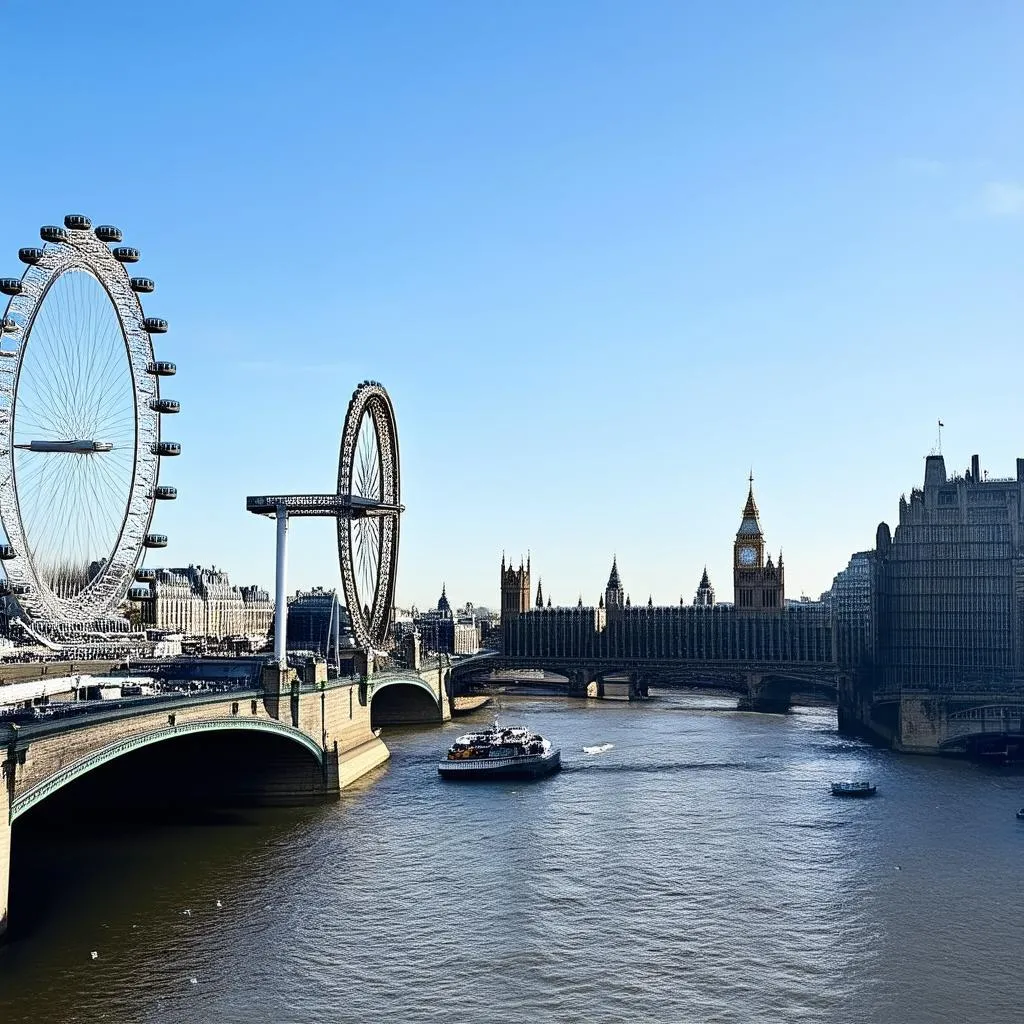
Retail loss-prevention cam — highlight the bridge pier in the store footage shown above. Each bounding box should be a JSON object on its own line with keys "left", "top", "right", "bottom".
{"left": 736, "top": 673, "right": 790, "bottom": 714}
{"left": 1, "top": 740, "right": 11, "bottom": 939}
{"left": 568, "top": 669, "right": 591, "bottom": 698}
{"left": 586, "top": 672, "right": 647, "bottom": 701}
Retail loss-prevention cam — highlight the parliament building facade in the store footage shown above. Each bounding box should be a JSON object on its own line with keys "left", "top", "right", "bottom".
{"left": 500, "top": 481, "right": 833, "bottom": 666}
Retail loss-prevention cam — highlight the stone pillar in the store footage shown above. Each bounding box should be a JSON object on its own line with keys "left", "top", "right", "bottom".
{"left": 736, "top": 672, "right": 789, "bottom": 713}
{"left": 896, "top": 694, "right": 944, "bottom": 754}
{"left": 629, "top": 671, "right": 649, "bottom": 700}
{"left": 1, "top": 729, "right": 15, "bottom": 939}
{"left": 262, "top": 662, "right": 293, "bottom": 721}
{"left": 0, "top": 792, "right": 9, "bottom": 939}
{"left": 568, "top": 668, "right": 591, "bottom": 698}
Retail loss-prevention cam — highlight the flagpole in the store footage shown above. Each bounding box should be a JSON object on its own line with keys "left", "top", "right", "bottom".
{"left": 937, "top": 419, "right": 943, "bottom": 455}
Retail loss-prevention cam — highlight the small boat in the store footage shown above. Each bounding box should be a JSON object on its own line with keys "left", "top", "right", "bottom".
{"left": 831, "top": 780, "right": 876, "bottom": 798}
{"left": 438, "top": 720, "right": 560, "bottom": 780}
{"left": 1016, "top": 808, "right": 1024, "bottom": 820}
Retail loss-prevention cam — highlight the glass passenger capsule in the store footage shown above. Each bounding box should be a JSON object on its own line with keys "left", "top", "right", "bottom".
{"left": 150, "top": 398, "right": 180, "bottom": 414}
{"left": 130, "top": 277, "right": 155, "bottom": 292}
{"left": 143, "top": 533, "right": 168, "bottom": 548}
{"left": 154, "top": 485, "right": 177, "bottom": 500}
{"left": 111, "top": 247, "right": 140, "bottom": 263}
{"left": 143, "top": 317, "right": 168, "bottom": 333}
{"left": 64, "top": 214, "right": 92, "bottom": 230}
{"left": 94, "top": 225, "right": 122, "bottom": 242}
{"left": 18, "top": 248, "right": 43, "bottom": 265}
{"left": 154, "top": 441, "right": 181, "bottom": 456}
{"left": 146, "top": 361, "right": 176, "bottom": 376}
{"left": 40, "top": 225, "right": 69, "bottom": 243}
{"left": 0, "top": 279, "right": 22, "bottom": 296}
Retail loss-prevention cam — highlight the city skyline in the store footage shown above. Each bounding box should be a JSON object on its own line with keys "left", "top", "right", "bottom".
{"left": 2, "top": 2, "right": 1021, "bottom": 609}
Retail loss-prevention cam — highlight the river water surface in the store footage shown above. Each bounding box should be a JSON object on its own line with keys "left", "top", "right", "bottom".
{"left": 1, "top": 691, "right": 1022, "bottom": 1023}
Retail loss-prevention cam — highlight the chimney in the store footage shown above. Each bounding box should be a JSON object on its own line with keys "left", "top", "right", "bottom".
{"left": 1017, "top": 458, "right": 1024, "bottom": 483}
{"left": 971, "top": 454, "right": 980, "bottom": 483}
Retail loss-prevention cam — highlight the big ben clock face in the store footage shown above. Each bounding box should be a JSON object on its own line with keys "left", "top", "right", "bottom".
{"left": 738, "top": 546, "right": 757, "bottom": 566}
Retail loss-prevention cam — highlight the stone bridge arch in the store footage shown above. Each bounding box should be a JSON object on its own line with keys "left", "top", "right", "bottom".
{"left": 363, "top": 674, "right": 446, "bottom": 727}
{"left": 10, "top": 717, "right": 330, "bottom": 824}
{"left": 740, "top": 672, "right": 838, "bottom": 713}
{"left": 937, "top": 704, "right": 1024, "bottom": 754}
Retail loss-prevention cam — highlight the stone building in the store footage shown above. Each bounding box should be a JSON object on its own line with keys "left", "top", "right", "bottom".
{"left": 453, "top": 622, "right": 481, "bottom": 656}
{"left": 415, "top": 585, "right": 455, "bottom": 654}
{"left": 872, "top": 453, "right": 1024, "bottom": 691}
{"left": 412, "top": 586, "right": 482, "bottom": 656}
{"left": 138, "top": 566, "right": 273, "bottom": 639}
{"left": 824, "top": 551, "right": 877, "bottom": 672}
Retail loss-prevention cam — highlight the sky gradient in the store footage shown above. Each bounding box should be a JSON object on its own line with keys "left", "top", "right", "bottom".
{"left": 2, "top": 1, "right": 1022, "bottom": 611}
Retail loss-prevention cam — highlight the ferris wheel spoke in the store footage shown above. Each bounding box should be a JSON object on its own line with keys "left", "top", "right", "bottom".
{"left": 35, "top": 296, "right": 82, "bottom": 431}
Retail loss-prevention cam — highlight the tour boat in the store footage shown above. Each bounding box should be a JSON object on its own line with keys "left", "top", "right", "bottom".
{"left": 830, "top": 780, "right": 876, "bottom": 798}
{"left": 438, "top": 721, "right": 561, "bottom": 780}
{"left": 1016, "top": 808, "right": 1024, "bottom": 820}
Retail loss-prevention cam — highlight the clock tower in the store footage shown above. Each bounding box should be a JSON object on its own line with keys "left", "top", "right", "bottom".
{"left": 733, "top": 475, "right": 784, "bottom": 613}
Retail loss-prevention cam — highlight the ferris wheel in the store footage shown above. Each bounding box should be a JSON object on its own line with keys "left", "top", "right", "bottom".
{"left": 336, "top": 381, "right": 401, "bottom": 651}
{"left": 0, "top": 214, "right": 180, "bottom": 636}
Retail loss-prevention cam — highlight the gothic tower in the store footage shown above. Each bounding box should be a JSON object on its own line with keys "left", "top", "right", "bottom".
{"left": 500, "top": 553, "right": 531, "bottom": 624}
{"left": 733, "top": 476, "right": 785, "bottom": 613}
{"left": 694, "top": 567, "right": 716, "bottom": 607}
{"left": 604, "top": 556, "right": 625, "bottom": 620}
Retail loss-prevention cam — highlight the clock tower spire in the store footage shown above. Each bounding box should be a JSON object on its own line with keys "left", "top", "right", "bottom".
{"left": 733, "top": 473, "right": 784, "bottom": 613}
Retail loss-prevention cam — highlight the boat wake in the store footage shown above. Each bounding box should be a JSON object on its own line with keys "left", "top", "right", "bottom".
{"left": 582, "top": 743, "right": 614, "bottom": 754}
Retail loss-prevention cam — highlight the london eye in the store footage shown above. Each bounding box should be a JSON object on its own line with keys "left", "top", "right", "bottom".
{"left": 0, "top": 215, "right": 180, "bottom": 640}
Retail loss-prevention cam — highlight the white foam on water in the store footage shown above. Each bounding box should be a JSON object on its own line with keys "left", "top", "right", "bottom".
{"left": 583, "top": 743, "right": 614, "bottom": 754}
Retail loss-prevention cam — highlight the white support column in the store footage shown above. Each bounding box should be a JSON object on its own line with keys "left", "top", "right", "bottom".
{"left": 274, "top": 504, "right": 289, "bottom": 667}
{"left": 332, "top": 593, "right": 341, "bottom": 672}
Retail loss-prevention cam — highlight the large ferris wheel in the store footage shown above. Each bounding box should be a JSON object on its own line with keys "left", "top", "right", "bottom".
{"left": 0, "top": 214, "right": 179, "bottom": 640}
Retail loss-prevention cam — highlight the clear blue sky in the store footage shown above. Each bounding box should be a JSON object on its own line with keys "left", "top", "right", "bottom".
{"left": 2, "top": 1, "right": 1022, "bottom": 611}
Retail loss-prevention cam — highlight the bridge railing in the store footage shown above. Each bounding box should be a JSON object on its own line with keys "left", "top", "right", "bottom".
{"left": 0, "top": 683, "right": 263, "bottom": 739}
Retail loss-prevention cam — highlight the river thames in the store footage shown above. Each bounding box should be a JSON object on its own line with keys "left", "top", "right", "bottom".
{"left": 1, "top": 690, "right": 1022, "bottom": 1023}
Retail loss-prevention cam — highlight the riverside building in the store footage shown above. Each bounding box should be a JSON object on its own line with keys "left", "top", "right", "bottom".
{"left": 137, "top": 565, "right": 273, "bottom": 640}
{"left": 872, "top": 453, "right": 1024, "bottom": 691}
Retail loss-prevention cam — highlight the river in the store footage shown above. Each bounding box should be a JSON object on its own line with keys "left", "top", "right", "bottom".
{"left": 1, "top": 690, "right": 1022, "bottom": 1023}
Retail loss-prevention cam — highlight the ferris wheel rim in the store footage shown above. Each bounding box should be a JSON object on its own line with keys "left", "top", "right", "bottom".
{"left": 336, "top": 381, "right": 401, "bottom": 651}
{"left": 0, "top": 225, "right": 161, "bottom": 626}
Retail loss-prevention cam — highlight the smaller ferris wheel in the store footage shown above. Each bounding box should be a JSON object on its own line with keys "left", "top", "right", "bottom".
{"left": 0, "top": 214, "right": 180, "bottom": 639}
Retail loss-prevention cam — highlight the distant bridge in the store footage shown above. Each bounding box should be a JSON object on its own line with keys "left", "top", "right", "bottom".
{"left": 450, "top": 651, "right": 839, "bottom": 710}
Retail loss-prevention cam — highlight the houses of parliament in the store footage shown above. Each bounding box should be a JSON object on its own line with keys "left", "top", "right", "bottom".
{"left": 500, "top": 479, "right": 834, "bottom": 665}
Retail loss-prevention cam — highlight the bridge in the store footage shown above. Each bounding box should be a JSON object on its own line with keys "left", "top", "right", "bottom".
{"left": 840, "top": 682, "right": 1024, "bottom": 756}
{"left": 451, "top": 651, "right": 839, "bottom": 712}
{"left": 0, "top": 658, "right": 449, "bottom": 937}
